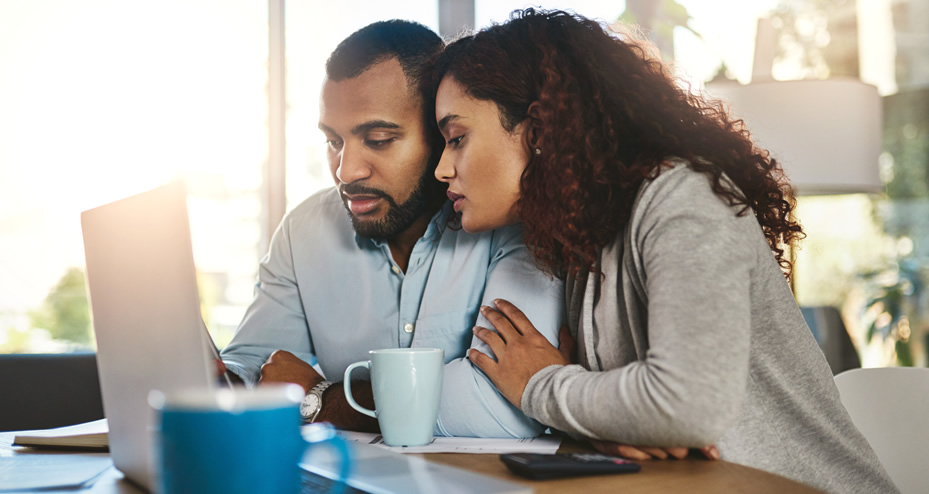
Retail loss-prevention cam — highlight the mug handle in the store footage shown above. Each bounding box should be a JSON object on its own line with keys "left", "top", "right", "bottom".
{"left": 343, "top": 361, "right": 376, "bottom": 418}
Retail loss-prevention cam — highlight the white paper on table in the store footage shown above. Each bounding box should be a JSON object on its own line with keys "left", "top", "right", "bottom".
{"left": 0, "top": 454, "right": 113, "bottom": 491}
{"left": 11, "top": 418, "right": 109, "bottom": 449}
{"left": 333, "top": 430, "right": 562, "bottom": 454}
{"left": 13, "top": 418, "right": 109, "bottom": 438}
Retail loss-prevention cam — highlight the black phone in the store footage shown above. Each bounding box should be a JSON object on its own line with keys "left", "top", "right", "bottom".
{"left": 499, "top": 452, "right": 641, "bottom": 480}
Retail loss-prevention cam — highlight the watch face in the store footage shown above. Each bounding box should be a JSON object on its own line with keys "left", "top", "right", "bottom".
{"left": 301, "top": 395, "right": 320, "bottom": 418}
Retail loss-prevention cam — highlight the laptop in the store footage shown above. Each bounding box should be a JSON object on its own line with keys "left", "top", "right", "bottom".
{"left": 81, "top": 181, "right": 217, "bottom": 491}
{"left": 82, "top": 182, "right": 531, "bottom": 494}
{"left": 301, "top": 438, "right": 532, "bottom": 494}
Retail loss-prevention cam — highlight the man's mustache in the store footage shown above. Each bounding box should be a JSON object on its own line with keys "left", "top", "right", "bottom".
{"left": 340, "top": 183, "right": 400, "bottom": 210}
{"left": 339, "top": 183, "right": 390, "bottom": 199}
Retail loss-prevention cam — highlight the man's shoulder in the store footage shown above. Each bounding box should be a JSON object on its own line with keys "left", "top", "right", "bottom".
{"left": 288, "top": 186, "right": 342, "bottom": 215}
{"left": 487, "top": 223, "right": 524, "bottom": 248}
{"left": 283, "top": 187, "right": 348, "bottom": 229}
{"left": 437, "top": 221, "right": 526, "bottom": 257}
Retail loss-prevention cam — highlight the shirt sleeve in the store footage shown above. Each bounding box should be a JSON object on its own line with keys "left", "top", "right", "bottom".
{"left": 521, "top": 171, "right": 755, "bottom": 446}
{"left": 434, "top": 224, "right": 566, "bottom": 438}
{"left": 220, "top": 216, "right": 316, "bottom": 386}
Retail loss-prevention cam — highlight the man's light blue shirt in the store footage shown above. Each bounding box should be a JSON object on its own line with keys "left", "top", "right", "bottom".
{"left": 221, "top": 188, "right": 564, "bottom": 438}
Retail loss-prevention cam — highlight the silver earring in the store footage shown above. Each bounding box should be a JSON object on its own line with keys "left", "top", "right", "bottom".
{"left": 534, "top": 148, "right": 541, "bottom": 155}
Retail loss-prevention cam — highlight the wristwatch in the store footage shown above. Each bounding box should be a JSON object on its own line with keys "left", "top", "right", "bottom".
{"left": 300, "top": 381, "right": 334, "bottom": 422}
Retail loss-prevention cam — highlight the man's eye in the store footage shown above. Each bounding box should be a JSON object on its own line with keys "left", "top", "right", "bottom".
{"left": 326, "top": 139, "right": 342, "bottom": 150}
{"left": 366, "top": 138, "right": 395, "bottom": 148}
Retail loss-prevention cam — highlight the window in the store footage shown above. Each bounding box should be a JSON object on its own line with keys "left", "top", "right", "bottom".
{"left": 675, "top": 0, "right": 929, "bottom": 367}
{"left": 479, "top": 0, "right": 928, "bottom": 367}
{"left": 4, "top": 0, "right": 927, "bottom": 368}
{"left": 0, "top": 0, "right": 268, "bottom": 351}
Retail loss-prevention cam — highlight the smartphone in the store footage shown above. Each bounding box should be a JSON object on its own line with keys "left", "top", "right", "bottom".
{"left": 499, "top": 452, "right": 641, "bottom": 480}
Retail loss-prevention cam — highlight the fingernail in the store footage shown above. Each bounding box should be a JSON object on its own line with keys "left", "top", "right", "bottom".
{"left": 480, "top": 305, "right": 490, "bottom": 314}
{"left": 709, "top": 447, "right": 720, "bottom": 460}
{"left": 472, "top": 326, "right": 480, "bottom": 334}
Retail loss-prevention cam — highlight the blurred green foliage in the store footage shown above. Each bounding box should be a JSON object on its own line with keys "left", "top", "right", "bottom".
{"left": 29, "top": 267, "right": 92, "bottom": 345}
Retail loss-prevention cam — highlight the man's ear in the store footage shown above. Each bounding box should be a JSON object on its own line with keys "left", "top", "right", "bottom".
{"left": 525, "top": 101, "right": 543, "bottom": 149}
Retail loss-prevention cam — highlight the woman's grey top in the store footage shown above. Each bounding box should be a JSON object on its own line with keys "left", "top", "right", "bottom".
{"left": 521, "top": 161, "right": 896, "bottom": 493}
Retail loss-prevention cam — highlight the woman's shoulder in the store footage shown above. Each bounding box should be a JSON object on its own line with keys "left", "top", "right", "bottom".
{"left": 634, "top": 157, "right": 733, "bottom": 214}
{"left": 624, "top": 157, "right": 761, "bottom": 251}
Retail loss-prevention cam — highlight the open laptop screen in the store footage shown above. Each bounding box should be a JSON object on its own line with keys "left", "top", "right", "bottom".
{"left": 81, "top": 182, "right": 215, "bottom": 491}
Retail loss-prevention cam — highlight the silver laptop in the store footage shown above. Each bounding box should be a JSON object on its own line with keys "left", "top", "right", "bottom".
{"left": 82, "top": 182, "right": 532, "bottom": 494}
{"left": 81, "top": 182, "right": 217, "bottom": 491}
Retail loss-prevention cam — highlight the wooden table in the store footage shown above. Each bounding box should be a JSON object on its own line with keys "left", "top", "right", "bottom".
{"left": 422, "top": 440, "right": 822, "bottom": 494}
{"left": 2, "top": 431, "right": 821, "bottom": 493}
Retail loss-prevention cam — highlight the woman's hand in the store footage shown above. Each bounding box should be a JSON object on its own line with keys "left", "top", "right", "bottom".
{"left": 469, "top": 299, "right": 572, "bottom": 408}
{"left": 590, "top": 439, "right": 721, "bottom": 461}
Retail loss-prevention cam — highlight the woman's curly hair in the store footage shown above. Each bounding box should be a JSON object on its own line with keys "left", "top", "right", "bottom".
{"left": 431, "top": 9, "right": 804, "bottom": 278}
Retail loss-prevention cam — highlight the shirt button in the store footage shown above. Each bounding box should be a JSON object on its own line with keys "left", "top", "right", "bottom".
{"left": 391, "top": 265, "right": 401, "bottom": 275}
{"left": 403, "top": 323, "right": 414, "bottom": 333}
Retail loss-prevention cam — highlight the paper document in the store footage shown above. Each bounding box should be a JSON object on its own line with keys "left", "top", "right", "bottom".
{"left": 331, "top": 430, "right": 561, "bottom": 454}
{"left": 0, "top": 454, "right": 113, "bottom": 491}
{"left": 11, "top": 418, "right": 109, "bottom": 451}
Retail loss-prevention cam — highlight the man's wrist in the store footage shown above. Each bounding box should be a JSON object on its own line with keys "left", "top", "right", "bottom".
{"left": 301, "top": 380, "right": 335, "bottom": 422}
{"left": 305, "top": 374, "right": 326, "bottom": 394}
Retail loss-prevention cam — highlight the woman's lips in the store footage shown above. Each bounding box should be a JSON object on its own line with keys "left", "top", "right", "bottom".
{"left": 447, "top": 191, "right": 465, "bottom": 212}
{"left": 345, "top": 194, "right": 381, "bottom": 215}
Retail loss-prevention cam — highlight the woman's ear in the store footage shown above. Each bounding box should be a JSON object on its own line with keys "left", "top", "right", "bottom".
{"left": 525, "top": 101, "right": 543, "bottom": 149}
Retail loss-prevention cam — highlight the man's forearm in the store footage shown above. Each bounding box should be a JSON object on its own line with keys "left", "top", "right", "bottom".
{"left": 316, "top": 381, "right": 380, "bottom": 433}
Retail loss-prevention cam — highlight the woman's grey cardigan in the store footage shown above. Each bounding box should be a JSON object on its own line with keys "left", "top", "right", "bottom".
{"left": 521, "top": 162, "right": 896, "bottom": 493}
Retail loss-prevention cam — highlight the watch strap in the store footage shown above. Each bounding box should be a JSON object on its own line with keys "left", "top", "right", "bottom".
{"left": 305, "top": 380, "right": 334, "bottom": 423}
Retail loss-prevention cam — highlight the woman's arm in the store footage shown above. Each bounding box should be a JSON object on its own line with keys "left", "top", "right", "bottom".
{"left": 473, "top": 169, "right": 758, "bottom": 447}
{"left": 471, "top": 309, "right": 720, "bottom": 459}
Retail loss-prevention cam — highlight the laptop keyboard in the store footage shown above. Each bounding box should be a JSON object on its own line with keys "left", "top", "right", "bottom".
{"left": 300, "top": 469, "right": 369, "bottom": 494}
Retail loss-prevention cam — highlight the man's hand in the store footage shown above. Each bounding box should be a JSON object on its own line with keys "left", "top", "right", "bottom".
{"left": 259, "top": 350, "right": 324, "bottom": 393}
{"left": 215, "top": 359, "right": 228, "bottom": 381}
{"left": 257, "top": 350, "right": 380, "bottom": 432}
{"left": 214, "top": 359, "right": 244, "bottom": 385}
{"left": 590, "top": 439, "right": 721, "bottom": 461}
{"left": 469, "top": 299, "right": 571, "bottom": 408}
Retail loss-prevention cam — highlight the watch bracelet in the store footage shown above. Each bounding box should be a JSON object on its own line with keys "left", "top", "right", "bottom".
{"left": 306, "top": 380, "right": 334, "bottom": 423}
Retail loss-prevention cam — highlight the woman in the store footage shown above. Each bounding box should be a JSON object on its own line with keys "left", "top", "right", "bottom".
{"left": 432, "top": 9, "right": 895, "bottom": 493}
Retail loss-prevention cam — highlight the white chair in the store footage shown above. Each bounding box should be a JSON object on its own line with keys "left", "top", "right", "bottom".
{"left": 834, "top": 367, "right": 929, "bottom": 494}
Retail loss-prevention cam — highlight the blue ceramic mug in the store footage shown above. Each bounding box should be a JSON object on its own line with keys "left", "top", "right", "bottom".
{"left": 150, "top": 384, "right": 350, "bottom": 494}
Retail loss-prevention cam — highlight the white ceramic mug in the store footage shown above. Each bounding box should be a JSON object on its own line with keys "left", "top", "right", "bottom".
{"left": 344, "top": 348, "right": 444, "bottom": 447}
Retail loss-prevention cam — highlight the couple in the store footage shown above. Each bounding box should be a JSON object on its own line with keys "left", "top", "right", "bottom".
{"left": 222, "top": 10, "right": 895, "bottom": 493}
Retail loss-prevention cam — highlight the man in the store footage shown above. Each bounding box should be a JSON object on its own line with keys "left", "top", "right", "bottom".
{"left": 220, "top": 20, "right": 563, "bottom": 438}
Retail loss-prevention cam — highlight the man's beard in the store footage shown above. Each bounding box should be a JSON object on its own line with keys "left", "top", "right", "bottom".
{"left": 340, "top": 173, "right": 431, "bottom": 239}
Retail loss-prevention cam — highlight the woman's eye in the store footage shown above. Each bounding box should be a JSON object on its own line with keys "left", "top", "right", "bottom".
{"left": 447, "top": 135, "right": 464, "bottom": 147}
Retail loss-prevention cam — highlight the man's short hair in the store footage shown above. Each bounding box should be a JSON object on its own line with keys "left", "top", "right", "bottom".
{"left": 326, "top": 20, "right": 447, "bottom": 176}
{"left": 326, "top": 20, "right": 444, "bottom": 95}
